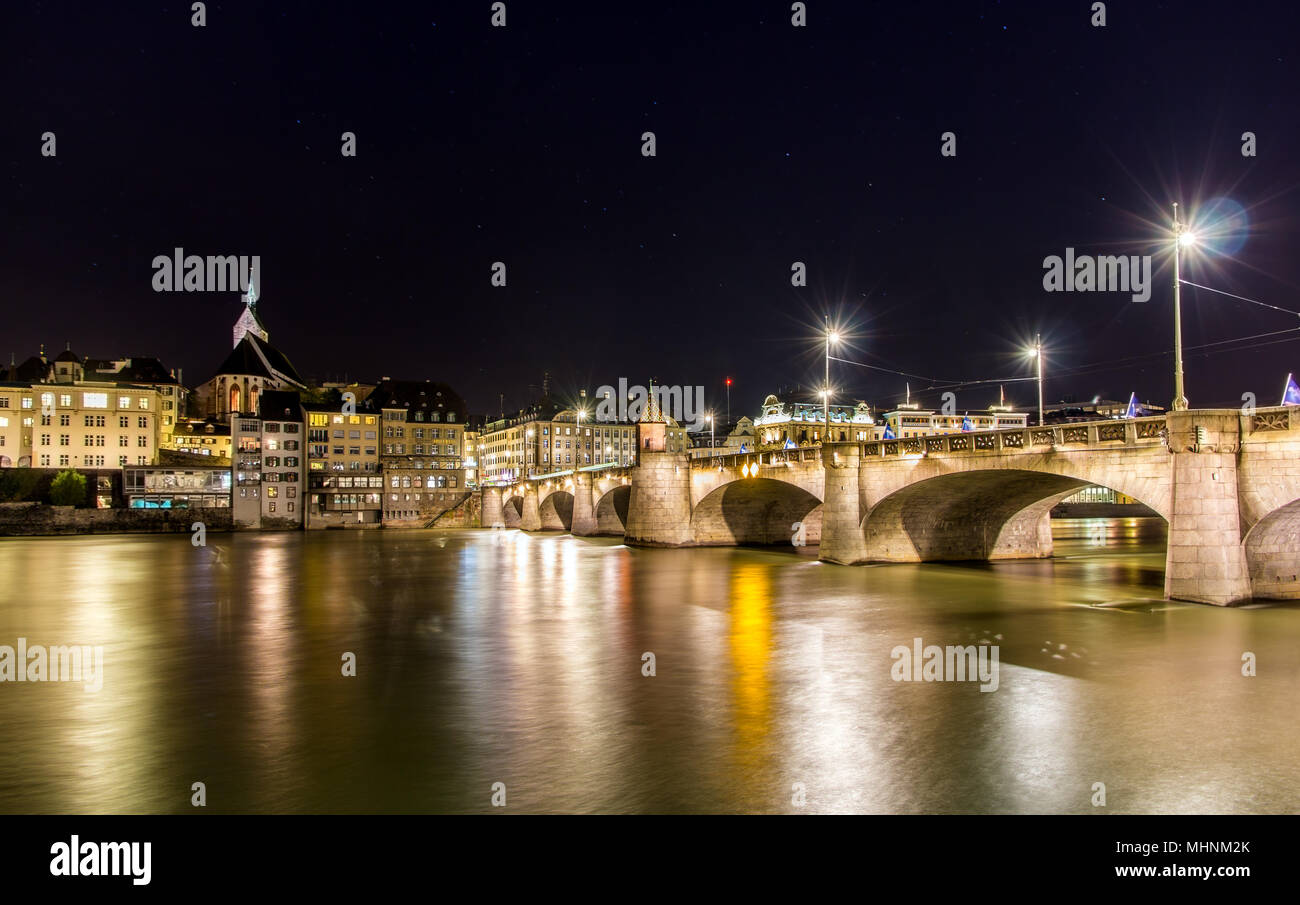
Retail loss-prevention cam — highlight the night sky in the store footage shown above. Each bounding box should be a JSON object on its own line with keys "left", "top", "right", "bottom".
{"left": 5, "top": 0, "right": 1300, "bottom": 418}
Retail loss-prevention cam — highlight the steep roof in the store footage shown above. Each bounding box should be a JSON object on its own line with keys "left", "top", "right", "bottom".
{"left": 213, "top": 334, "right": 305, "bottom": 388}
{"left": 9, "top": 356, "right": 49, "bottom": 382}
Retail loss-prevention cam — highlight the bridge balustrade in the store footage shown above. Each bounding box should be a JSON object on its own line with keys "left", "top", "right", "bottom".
{"left": 859, "top": 416, "right": 1170, "bottom": 459}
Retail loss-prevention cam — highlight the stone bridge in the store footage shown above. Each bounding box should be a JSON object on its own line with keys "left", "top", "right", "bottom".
{"left": 480, "top": 408, "right": 1300, "bottom": 605}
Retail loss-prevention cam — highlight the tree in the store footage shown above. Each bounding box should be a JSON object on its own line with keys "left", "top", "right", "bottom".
{"left": 49, "top": 469, "right": 87, "bottom": 507}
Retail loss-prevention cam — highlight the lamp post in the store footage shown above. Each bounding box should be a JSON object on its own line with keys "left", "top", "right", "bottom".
{"left": 725, "top": 378, "right": 732, "bottom": 427}
{"left": 1171, "top": 202, "right": 1195, "bottom": 411}
{"left": 707, "top": 413, "right": 715, "bottom": 457}
{"left": 824, "top": 318, "right": 840, "bottom": 442}
{"left": 1028, "top": 333, "right": 1044, "bottom": 426}
{"left": 576, "top": 408, "right": 585, "bottom": 469}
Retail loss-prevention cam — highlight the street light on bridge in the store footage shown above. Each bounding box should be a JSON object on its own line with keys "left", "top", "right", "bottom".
{"left": 824, "top": 318, "right": 841, "bottom": 441}
{"left": 1026, "top": 333, "right": 1044, "bottom": 426}
{"left": 1172, "top": 202, "right": 1197, "bottom": 412}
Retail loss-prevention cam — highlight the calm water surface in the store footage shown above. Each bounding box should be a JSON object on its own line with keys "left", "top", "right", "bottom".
{"left": 1, "top": 518, "right": 1297, "bottom": 814}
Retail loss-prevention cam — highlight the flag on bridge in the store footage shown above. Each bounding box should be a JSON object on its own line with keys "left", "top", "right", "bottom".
{"left": 739, "top": 443, "right": 748, "bottom": 453}
{"left": 1124, "top": 392, "right": 1139, "bottom": 419}
{"left": 961, "top": 416, "right": 973, "bottom": 432}
{"left": 883, "top": 423, "right": 895, "bottom": 440}
{"left": 1282, "top": 373, "right": 1300, "bottom": 406}
{"left": 783, "top": 438, "right": 796, "bottom": 449}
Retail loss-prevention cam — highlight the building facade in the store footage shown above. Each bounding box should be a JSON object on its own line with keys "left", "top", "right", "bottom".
{"left": 231, "top": 391, "right": 305, "bottom": 529}
{"left": 164, "top": 418, "right": 232, "bottom": 462}
{"left": 367, "top": 380, "right": 469, "bottom": 525}
{"left": 0, "top": 348, "right": 183, "bottom": 470}
{"left": 304, "top": 401, "right": 383, "bottom": 527}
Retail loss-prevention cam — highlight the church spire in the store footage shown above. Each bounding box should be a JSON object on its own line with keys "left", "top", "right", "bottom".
{"left": 244, "top": 267, "right": 258, "bottom": 308}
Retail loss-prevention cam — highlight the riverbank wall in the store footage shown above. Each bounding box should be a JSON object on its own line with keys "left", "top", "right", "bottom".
{"left": 0, "top": 502, "right": 233, "bottom": 536}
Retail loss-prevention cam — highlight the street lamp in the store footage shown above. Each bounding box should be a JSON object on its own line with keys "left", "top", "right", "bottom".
{"left": 706, "top": 413, "right": 715, "bottom": 457}
{"left": 576, "top": 408, "right": 586, "bottom": 468}
{"left": 824, "top": 318, "right": 841, "bottom": 442}
{"left": 1027, "top": 333, "right": 1044, "bottom": 426}
{"left": 1171, "top": 202, "right": 1195, "bottom": 411}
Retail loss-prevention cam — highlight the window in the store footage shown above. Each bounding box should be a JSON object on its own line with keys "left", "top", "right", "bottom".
{"left": 118, "top": 396, "right": 130, "bottom": 408}
{"left": 138, "top": 398, "right": 149, "bottom": 410}
{"left": 138, "top": 416, "right": 147, "bottom": 429}
{"left": 83, "top": 392, "right": 108, "bottom": 409}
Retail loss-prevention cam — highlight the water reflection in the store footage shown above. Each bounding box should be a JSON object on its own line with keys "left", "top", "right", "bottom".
{"left": 0, "top": 518, "right": 1297, "bottom": 814}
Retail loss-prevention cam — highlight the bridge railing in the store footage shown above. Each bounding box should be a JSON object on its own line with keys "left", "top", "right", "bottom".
{"left": 700, "top": 447, "right": 821, "bottom": 471}
{"left": 861, "top": 416, "right": 1169, "bottom": 459}
{"left": 1246, "top": 406, "right": 1298, "bottom": 434}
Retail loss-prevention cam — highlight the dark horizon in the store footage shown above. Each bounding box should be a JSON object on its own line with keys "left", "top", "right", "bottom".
{"left": 5, "top": 0, "right": 1300, "bottom": 419}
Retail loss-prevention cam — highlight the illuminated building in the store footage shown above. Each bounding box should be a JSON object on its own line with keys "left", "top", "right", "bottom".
{"left": 368, "top": 379, "right": 469, "bottom": 525}
{"left": 231, "top": 391, "right": 305, "bottom": 529}
{"left": 754, "top": 394, "right": 877, "bottom": 448}
{"left": 0, "top": 346, "right": 177, "bottom": 469}
{"left": 303, "top": 400, "right": 382, "bottom": 528}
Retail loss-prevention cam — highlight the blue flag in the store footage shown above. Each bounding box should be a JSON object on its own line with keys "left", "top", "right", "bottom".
{"left": 1283, "top": 373, "right": 1300, "bottom": 407}
{"left": 783, "top": 438, "right": 796, "bottom": 449}
{"left": 739, "top": 443, "right": 748, "bottom": 453}
{"left": 883, "top": 424, "right": 895, "bottom": 440}
{"left": 1124, "top": 392, "right": 1139, "bottom": 419}
{"left": 961, "top": 416, "right": 973, "bottom": 432}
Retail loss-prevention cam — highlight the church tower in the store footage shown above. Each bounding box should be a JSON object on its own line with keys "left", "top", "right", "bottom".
{"left": 232, "top": 271, "right": 269, "bottom": 348}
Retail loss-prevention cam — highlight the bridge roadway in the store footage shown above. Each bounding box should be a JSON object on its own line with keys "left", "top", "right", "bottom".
{"left": 480, "top": 408, "right": 1300, "bottom": 605}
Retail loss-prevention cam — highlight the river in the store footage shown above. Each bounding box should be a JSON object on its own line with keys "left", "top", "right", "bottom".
{"left": 1, "top": 517, "right": 1295, "bottom": 814}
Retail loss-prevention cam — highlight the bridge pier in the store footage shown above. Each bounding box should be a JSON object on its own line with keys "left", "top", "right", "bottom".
{"left": 520, "top": 483, "right": 542, "bottom": 531}
{"left": 571, "top": 472, "right": 597, "bottom": 536}
{"left": 1164, "top": 411, "right": 1252, "bottom": 606}
{"left": 820, "top": 442, "right": 869, "bottom": 564}
{"left": 481, "top": 486, "right": 505, "bottom": 529}
{"left": 624, "top": 451, "right": 693, "bottom": 546}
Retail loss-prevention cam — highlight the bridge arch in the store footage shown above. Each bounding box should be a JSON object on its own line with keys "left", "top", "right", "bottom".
{"left": 539, "top": 490, "right": 574, "bottom": 531}
{"left": 502, "top": 495, "right": 523, "bottom": 528}
{"left": 860, "top": 469, "right": 1166, "bottom": 562}
{"left": 691, "top": 477, "right": 823, "bottom": 547}
{"left": 595, "top": 484, "right": 630, "bottom": 536}
{"left": 1243, "top": 496, "right": 1300, "bottom": 599}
